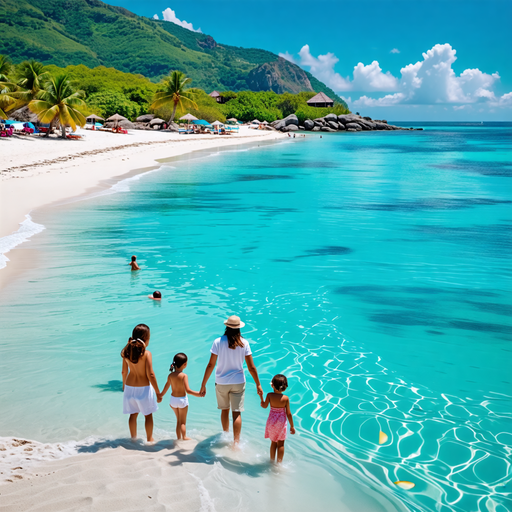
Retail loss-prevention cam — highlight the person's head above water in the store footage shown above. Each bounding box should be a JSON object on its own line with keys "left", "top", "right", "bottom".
{"left": 121, "top": 323, "right": 150, "bottom": 363}
{"left": 223, "top": 315, "right": 246, "bottom": 350}
{"left": 170, "top": 352, "right": 188, "bottom": 372}
{"left": 271, "top": 374, "right": 288, "bottom": 392}
{"left": 153, "top": 291, "right": 161, "bottom": 299}
{"left": 131, "top": 255, "right": 137, "bottom": 261}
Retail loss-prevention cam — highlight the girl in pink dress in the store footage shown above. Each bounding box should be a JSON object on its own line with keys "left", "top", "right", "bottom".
{"left": 261, "top": 374, "right": 295, "bottom": 463}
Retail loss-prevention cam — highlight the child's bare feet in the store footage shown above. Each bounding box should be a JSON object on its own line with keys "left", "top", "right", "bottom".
{"left": 182, "top": 436, "right": 191, "bottom": 440}
{"left": 147, "top": 437, "right": 155, "bottom": 443}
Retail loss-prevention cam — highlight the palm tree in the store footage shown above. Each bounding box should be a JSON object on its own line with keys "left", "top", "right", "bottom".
{"left": 0, "top": 55, "right": 17, "bottom": 119}
{"left": 14, "top": 59, "right": 49, "bottom": 103}
{"left": 29, "top": 74, "right": 87, "bottom": 138}
{"left": 151, "top": 70, "right": 197, "bottom": 124}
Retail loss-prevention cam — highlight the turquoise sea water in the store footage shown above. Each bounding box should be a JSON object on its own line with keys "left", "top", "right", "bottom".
{"left": 1, "top": 123, "right": 511, "bottom": 511}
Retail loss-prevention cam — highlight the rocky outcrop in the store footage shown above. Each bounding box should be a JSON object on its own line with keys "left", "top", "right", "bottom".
{"left": 346, "top": 123, "right": 362, "bottom": 131}
{"left": 197, "top": 36, "right": 217, "bottom": 50}
{"left": 247, "top": 58, "right": 313, "bottom": 94}
{"left": 271, "top": 112, "right": 421, "bottom": 134}
{"left": 272, "top": 113, "right": 299, "bottom": 131}
{"left": 136, "top": 114, "right": 154, "bottom": 123}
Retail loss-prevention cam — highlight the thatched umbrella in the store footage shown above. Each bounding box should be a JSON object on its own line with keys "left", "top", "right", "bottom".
{"left": 107, "top": 113, "right": 127, "bottom": 129}
{"left": 227, "top": 118, "right": 237, "bottom": 122}
{"left": 180, "top": 113, "right": 198, "bottom": 121}
{"left": 87, "top": 114, "right": 104, "bottom": 122}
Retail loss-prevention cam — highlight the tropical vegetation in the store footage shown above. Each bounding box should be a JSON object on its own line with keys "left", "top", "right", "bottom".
{"left": 0, "top": 55, "right": 349, "bottom": 132}
{"left": 151, "top": 71, "right": 198, "bottom": 124}
{"left": 28, "top": 73, "right": 87, "bottom": 137}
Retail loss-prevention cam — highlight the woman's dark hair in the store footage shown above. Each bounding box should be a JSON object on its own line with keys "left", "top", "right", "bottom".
{"left": 153, "top": 290, "right": 161, "bottom": 298}
{"left": 224, "top": 327, "right": 245, "bottom": 350}
{"left": 131, "top": 255, "right": 137, "bottom": 261}
{"left": 170, "top": 352, "right": 187, "bottom": 372}
{"left": 121, "top": 324, "right": 150, "bottom": 364}
{"left": 272, "top": 374, "right": 288, "bottom": 392}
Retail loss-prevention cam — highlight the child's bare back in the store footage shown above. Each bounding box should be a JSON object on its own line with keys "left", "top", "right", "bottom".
{"left": 159, "top": 353, "right": 201, "bottom": 440}
{"left": 128, "top": 255, "right": 140, "bottom": 270}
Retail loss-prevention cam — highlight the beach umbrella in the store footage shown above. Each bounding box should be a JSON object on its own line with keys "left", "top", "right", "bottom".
{"left": 251, "top": 119, "right": 261, "bottom": 124}
{"left": 262, "top": 120, "right": 269, "bottom": 125}
{"left": 192, "top": 120, "right": 212, "bottom": 126}
{"left": 179, "top": 113, "right": 198, "bottom": 121}
{"left": 211, "top": 120, "right": 224, "bottom": 126}
{"left": 87, "top": 114, "right": 104, "bottom": 121}
{"left": 227, "top": 118, "right": 237, "bottom": 122}
{"left": 106, "top": 113, "right": 127, "bottom": 128}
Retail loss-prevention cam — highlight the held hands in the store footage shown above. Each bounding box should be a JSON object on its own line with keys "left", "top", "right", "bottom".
{"left": 156, "top": 393, "right": 163, "bottom": 403}
{"left": 199, "top": 385, "right": 207, "bottom": 397}
{"left": 256, "top": 385, "right": 264, "bottom": 398}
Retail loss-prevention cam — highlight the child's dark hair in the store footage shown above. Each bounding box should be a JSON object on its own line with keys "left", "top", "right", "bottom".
{"left": 131, "top": 255, "right": 137, "bottom": 261}
{"left": 170, "top": 353, "right": 187, "bottom": 372}
{"left": 153, "top": 290, "right": 161, "bottom": 299}
{"left": 121, "top": 324, "right": 150, "bottom": 364}
{"left": 272, "top": 374, "right": 288, "bottom": 392}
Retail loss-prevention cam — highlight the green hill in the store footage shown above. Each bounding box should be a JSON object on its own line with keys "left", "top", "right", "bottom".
{"left": 0, "top": 0, "right": 346, "bottom": 106}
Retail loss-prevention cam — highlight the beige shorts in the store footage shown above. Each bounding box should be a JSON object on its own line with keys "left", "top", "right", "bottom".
{"left": 215, "top": 383, "right": 246, "bottom": 412}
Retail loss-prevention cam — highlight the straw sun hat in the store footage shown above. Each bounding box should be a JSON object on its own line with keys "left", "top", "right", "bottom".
{"left": 224, "top": 315, "right": 245, "bottom": 329}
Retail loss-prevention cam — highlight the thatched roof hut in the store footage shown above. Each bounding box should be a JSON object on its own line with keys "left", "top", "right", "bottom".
{"left": 8, "top": 106, "right": 39, "bottom": 123}
{"left": 209, "top": 90, "right": 225, "bottom": 104}
{"left": 306, "top": 92, "right": 334, "bottom": 108}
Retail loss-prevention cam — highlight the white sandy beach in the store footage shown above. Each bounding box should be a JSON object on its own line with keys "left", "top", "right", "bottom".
{"left": 0, "top": 127, "right": 286, "bottom": 240}
{"left": 0, "top": 437, "right": 209, "bottom": 511}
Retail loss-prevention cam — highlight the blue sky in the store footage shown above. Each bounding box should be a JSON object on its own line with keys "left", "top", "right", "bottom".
{"left": 106, "top": 0, "right": 512, "bottom": 120}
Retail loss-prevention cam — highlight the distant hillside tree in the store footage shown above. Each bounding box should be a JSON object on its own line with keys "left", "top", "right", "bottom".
{"left": 29, "top": 74, "right": 87, "bottom": 138}
{"left": 151, "top": 71, "right": 197, "bottom": 124}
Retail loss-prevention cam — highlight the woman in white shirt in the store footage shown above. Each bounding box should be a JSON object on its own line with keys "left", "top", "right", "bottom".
{"left": 199, "top": 315, "right": 263, "bottom": 444}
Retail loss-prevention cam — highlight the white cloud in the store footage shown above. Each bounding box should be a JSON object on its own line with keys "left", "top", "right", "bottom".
{"left": 156, "top": 7, "right": 202, "bottom": 33}
{"left": 390, "top": 48, "right": 400, "bottom": 54}
{"left": 297, "top": 45, "right": 351, "bottom": 91}
{"left": 397, "top": 44, "right": 500, "bottom": 105}
{"left": 352, "top": 61, "right": 398, "bottom": 91}
{"left": 353, "top": 93, "right": 405, "bottom": 107}
{"left": 498, "top": 92, "right": 512, "bottom": 106}
{"left": 279, "top": 52, "right": 296, "bottom": 64}
{"left": 285, "top": 43, "right": 508, "bottom": 108}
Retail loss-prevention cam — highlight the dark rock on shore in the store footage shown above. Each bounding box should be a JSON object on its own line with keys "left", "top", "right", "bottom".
{"left": 272, "top": 112, "right": 419, "bottom": 134}
{"left": 346, "top": 122, "right": 362, "bottom": 131}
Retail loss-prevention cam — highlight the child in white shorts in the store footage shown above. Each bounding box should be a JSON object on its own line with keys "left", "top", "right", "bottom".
{"left": 159, "top": 353, "right": 202, "bottom": 440}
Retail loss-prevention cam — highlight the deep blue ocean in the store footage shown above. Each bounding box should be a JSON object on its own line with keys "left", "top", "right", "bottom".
{"left": 1, "top": 123, "right": 511, "bottom": 511}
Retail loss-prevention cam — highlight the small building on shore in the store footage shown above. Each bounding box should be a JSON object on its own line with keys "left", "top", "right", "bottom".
{"left": 307, "top": 92, "right": 334, "bottom": 108}
{"left": 209, "top": 91, "right": 225, "bottom": 104}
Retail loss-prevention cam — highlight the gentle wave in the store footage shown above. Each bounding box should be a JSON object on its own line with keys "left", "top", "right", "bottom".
{"left": 0, "top": 214, "right": 45, "bottom": 270}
